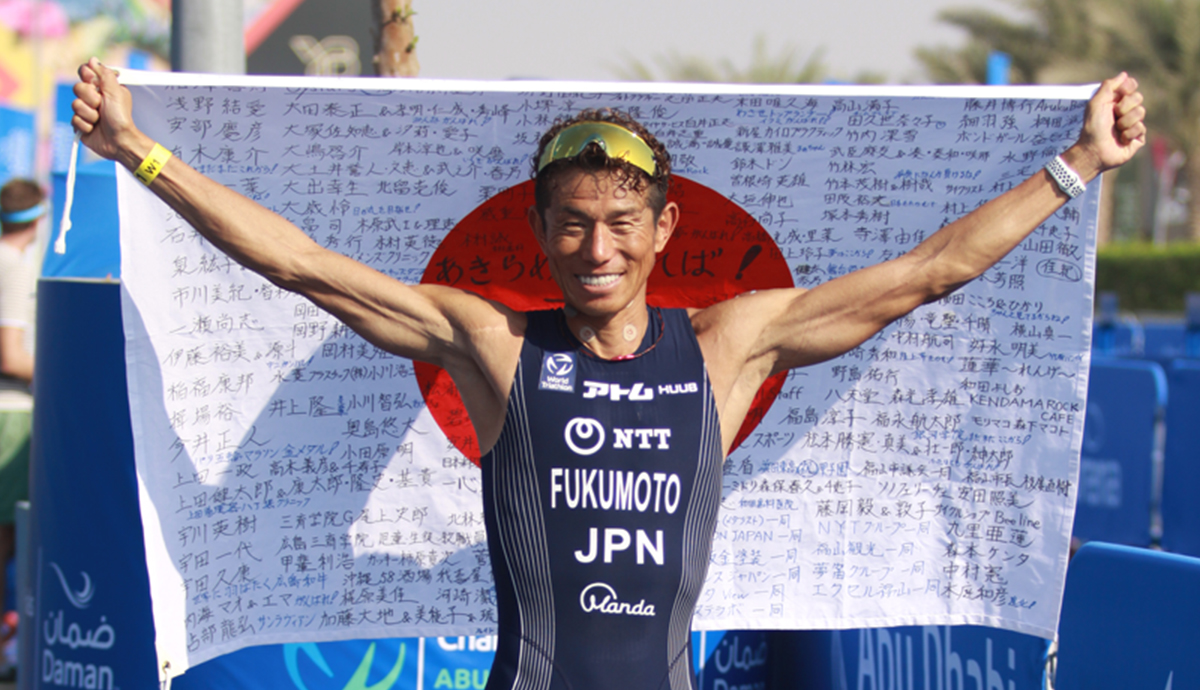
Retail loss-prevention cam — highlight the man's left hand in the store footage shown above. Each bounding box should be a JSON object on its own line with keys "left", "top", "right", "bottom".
{"left": 1070, "top": 73, "right": 1147, "bottom": 180}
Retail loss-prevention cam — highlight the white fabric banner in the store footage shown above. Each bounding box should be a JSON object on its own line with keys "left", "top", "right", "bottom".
{"left": 114, "top": 70, "right": 1098, "bottom": 674}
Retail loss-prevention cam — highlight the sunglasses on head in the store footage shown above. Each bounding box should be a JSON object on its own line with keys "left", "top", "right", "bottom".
{"left": 537, "top": 122, "right": 657, "bottom": 177}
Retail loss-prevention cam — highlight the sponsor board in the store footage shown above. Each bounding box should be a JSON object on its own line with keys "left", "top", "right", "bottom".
{"left": 39, "top": 564, "right": 119, "bottom": 690}
{"left": 768, "top": 626, "right": 1048, "bottom": 690}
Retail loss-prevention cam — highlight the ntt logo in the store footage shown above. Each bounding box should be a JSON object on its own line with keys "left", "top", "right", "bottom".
{"left": 579, "top": 582, "right": 656, "bottom": 617}
{"left": 564, "top": 418, "right": 605, "bottom": 455}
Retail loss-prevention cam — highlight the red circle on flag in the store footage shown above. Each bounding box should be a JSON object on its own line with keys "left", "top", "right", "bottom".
{"left": 417, "top": 177, "right": 794, "bottom": 462}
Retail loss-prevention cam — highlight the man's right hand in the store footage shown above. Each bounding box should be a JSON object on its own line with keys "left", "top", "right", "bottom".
{"left": 71, "top": 58, "right": 149, "bottom": 168}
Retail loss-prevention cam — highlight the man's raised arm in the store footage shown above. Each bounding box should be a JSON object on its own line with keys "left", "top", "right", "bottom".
{"left": 72, "top": 59, "right": 524, "bottom": 448}
{"left": 74, "top": 59, "right": 522, "bottom": 358}
{"left": 698, "top": 74, "right": 1146, "bottom": 447}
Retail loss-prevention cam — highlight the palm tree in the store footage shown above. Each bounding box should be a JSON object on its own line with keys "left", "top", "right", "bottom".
{"left": 916, "top": 0, "right": 1140, "bottom": 244}
{"left": 1098, "top": 0, "right": 1200, "bottom": 241}
{"left": 916, "top": 0, "right": 1108, "bottom": 84}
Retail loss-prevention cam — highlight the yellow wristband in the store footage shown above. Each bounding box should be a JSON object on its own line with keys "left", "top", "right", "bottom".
{"left": 134, "top": 143, "right": 173, "bottom": 186}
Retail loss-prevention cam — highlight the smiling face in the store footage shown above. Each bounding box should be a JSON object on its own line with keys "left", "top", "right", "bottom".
{"left": 529, "top": 168, "right": 678, "bottom": 323}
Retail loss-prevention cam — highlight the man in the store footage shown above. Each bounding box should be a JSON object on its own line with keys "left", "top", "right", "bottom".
{"left": 0, "top": 178, "right": 42, "bottom": 668}
{"left": 72, "top": 58, "right": 1144, "bottom": 689}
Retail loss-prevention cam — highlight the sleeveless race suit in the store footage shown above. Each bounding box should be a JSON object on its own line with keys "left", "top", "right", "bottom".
{"left": 481, "top": 308, "right": 724, "bottom": 690}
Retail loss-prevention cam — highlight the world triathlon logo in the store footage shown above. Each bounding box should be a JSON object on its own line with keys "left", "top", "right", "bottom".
{"left": 539, "top": 352, "right": 576, "bottom": 393}
{"left": 545, "top": 353, "right": 574, "bottom": 376}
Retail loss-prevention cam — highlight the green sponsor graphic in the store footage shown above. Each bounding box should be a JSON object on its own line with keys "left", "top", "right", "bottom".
{"left": 285, "top": 642, "right": 406, "bottom": 690}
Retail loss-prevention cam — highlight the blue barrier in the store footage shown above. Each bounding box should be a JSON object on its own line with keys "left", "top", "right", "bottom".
{"left": 695, "top": 631, "right": 767, "bottom": 690}
{"left": 1056, "top": 542, "right": 1200, "bottom": 689}
{"left": 1090, "top": 318, "right": 1143, "bottom": 358}
{"left": 1142, "top": 321, "right": 1186, "bottom": 362}
{"left": 1073, "top": 360, "right": 1165, "bottom": 546}
{"left": 768, "top": 626, "right": 1048, "bottom": 690}
{"left": 27, "top": 281, "right": 158, "bottom": 689}
{"left": 172, "top": 630, "right": 764, "bottom": 689}
{"left": 1162, "top": 360, "right": 1200, "bottom": 557}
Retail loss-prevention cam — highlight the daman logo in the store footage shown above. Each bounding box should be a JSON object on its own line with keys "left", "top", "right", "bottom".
{"left": 579, "top": 583, "right": 656, "bottom": 617}
{"left": 564, "top": 418, "right": 605, "bottom": 455}
{"left": 49, "top": 563, "right": 94, "bottom": 610}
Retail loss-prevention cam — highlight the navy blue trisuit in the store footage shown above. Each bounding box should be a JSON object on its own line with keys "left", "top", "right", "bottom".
{"left": 481, "top": 307, "right": 724, "bottom": 690}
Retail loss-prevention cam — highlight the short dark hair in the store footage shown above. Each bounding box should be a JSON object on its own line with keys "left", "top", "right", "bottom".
{"left": 532, "top": 108, "right": 671, "bottom": 219}
{"left": 0, "top": 178, "right": 44, "bottom": 235}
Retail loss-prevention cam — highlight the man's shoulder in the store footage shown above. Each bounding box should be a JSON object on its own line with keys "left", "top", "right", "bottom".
{"left": 435, "top": 290, "right": 528, "bottom": 366}
{"left": 410, "top": 283, "right": 529, "bottom": 344}
{"left": 688, "top": 288, "right": 806, "bottom": 369}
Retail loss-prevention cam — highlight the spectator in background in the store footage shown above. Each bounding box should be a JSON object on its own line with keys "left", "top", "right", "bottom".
{"left": 0, "top": 178, "right": 42, "bottom": 662}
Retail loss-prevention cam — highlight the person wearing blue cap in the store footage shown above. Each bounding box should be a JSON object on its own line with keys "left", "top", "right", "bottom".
{"left": 0, "top": 177, "right": 43, "bottom": 674}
